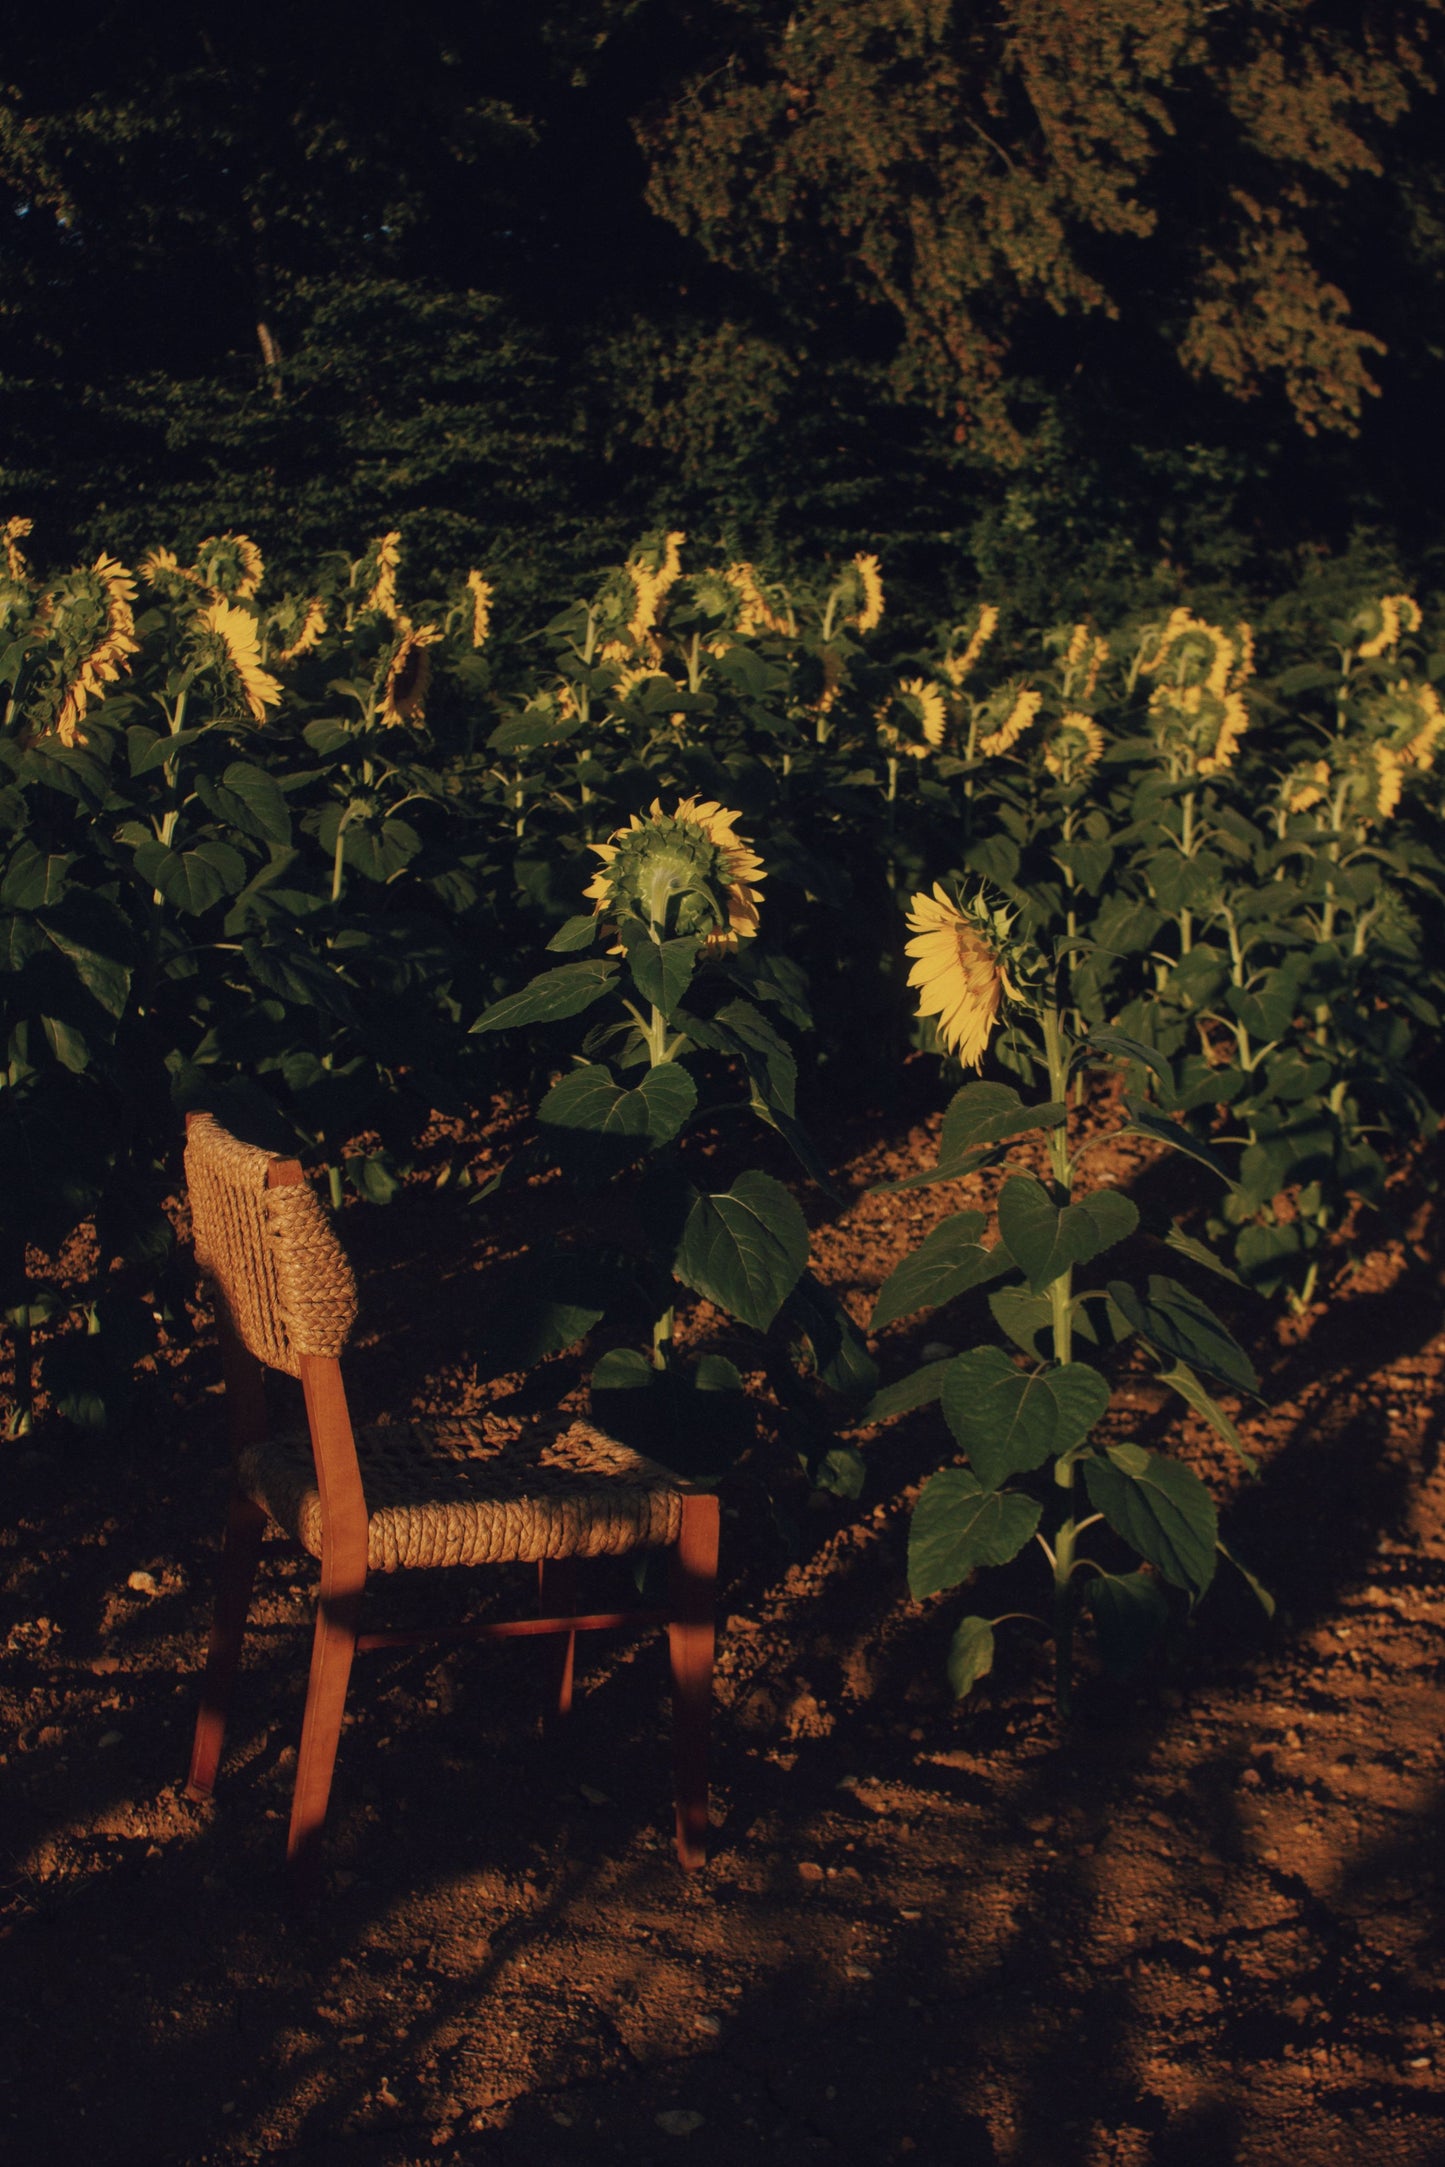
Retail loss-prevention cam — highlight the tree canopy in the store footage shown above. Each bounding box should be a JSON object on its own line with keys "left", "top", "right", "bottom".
{"left": 2, "top": 1, "right": 1442, "bottom": 616}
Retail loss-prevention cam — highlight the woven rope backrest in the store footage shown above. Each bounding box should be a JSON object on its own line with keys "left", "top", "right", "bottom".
{"left": 184, "top": 1114, "right": 358, "bottom": 1376}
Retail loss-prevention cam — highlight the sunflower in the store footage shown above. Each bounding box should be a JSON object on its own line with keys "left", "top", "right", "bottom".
{"left": 194, "top": 532, "right": 264, "bottom": 600}
{"left": 1353, "top": 593, "right": 1421, "bottom": 660}
{"left": 1140, "top": 609, "right": 1237, "bottom": 698}
{"left": 943, "top": 603, "right": 999, "bottom": 688}
{"left": 584, "top": 796, "right": 764, "bottom": 947}
{"left": 466, "top": 570, "right": 493, "bottom": 648}
{"left": 725, "top": 560, "right": 793, "bottom": 637}
{"left": 378, "top": 624, "right": 443, "bottom": 728}
{"left": 978, "top": 686, "right": 1042, "bottom": 757}
{"left": 1044, "top": 712, "right": 1105, "bottom": 779}
{"left": 896, "top": 676, "right": 948, "bottom": 749}
{"left": 851, "top": 552, "right": 884, "bottom": 634}
{"left": 1279, "top": 759, "right": 1331, "bottom": 815}
{"left": 1149, "top": 682, "right": 1248, "bottom": 775}
{"left": 361, "top": 531, "right": 403, "bottom": 621}
{"left": 276, "top": 597, "right": 327, "bottom": 664}
{"left": 905, "top": 886, "right": 1008, "bottom": 1069}
{"left": 1369, "top": 678, "right": 1444, "bottom": 770}
{"left": 51, "top": 553, "right": 141, "bottom": 744}
{"left": 1340, "top": 742, "right": 1403, "bottom": 825}
{"left": 3, "top": 516, "right": 33, "bottom": 581}
{"left": 198, "top": 598, "right": 281, "bottom": 723}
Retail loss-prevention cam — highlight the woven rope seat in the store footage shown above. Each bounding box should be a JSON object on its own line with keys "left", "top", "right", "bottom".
{"left": 238, "top": 1414, "right": 686, "bottom": 1572}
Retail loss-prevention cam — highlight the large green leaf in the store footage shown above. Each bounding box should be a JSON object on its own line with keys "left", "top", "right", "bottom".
{"left": 1158, "top": 1357, "right": 1258, "bottom": 1472}
{"left": 134, "top": 838, "right": 247, "bottom": 914}
{"left": 997, "top": 1176, "right": 1139, "bottom": 1292}
{"left": 1082, "top": 1445, "right": 1218, "bottom": 1596}
{"left": 1047, "top": 1362, "right": 1111, "bottom": 1454}
{"left": 1107, "top": 1274, "right": 1259, "bottom": 1395}
{"left": 715, "top": 998, "right": 797, "bottom": 1118}
{"left": 947, "top": 1616, "right": 997, "bottom": 1699}
{"left": 869, "top": 1209, "right": 1001, "bottom": 1328}
{"left": 622, "top": 927, "right": 700, "bottom": 1020}
{"left": 1122, "top": 1098, "right": 1236, "bottom": 1186}
{"left": 858, "top": 1358, "right": 953, "bottom": 1425}
{"left": 908, "top": 1469, "right": 1041, "bottom": 1599}
{"left": 942, "top": 1346, "right": 1056, "bottom": 1488}
{"left": 471, "top": 959, "right": 618, "bottom": 1033}
{"left": 196, "top": 761, "right": 292, "bottom": 846}
{"left": 673, "top": 1170, "right": 808, "bottom": 1333}
{"left": 539, "top": 1060, "right": 696, "bottom": 1159}
{"left": 940, "top": 1081, "right": 1066, "bottom": 1162}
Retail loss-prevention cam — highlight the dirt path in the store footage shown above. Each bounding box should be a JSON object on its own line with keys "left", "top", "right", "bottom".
{"left": 2, "top": 1100, "right": 1443, "bottom": 2166}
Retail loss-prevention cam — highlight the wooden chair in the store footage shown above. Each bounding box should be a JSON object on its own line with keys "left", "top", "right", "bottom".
{"left": 180, "top": 1111, "right": 719, "bottom": 1897}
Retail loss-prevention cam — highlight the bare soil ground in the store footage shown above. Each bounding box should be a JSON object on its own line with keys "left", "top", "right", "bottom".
{"left": 3, "top": 1083, "right": 1444, "bottom": 2167}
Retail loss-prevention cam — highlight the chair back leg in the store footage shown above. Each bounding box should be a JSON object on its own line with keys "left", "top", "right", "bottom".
{"left": 187, "top": 1491, "right": 269, "bottom": 1801}
{"left": 667, "top": 1493, "right": 720, "bottom": 1871}
{"left": 286, "top": 1565, "right": 365, "bottom": 1900}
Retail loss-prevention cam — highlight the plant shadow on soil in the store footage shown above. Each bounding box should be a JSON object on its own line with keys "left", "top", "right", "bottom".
{"left": 3, "top": 1106, "right": 1445, "bottom": 2164}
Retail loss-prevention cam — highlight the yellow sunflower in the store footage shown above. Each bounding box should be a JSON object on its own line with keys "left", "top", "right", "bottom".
{"left": 466, "top": 570, "right": 493, "bottom": 649}
{"left": 896, "top": 676, "right": 948, "bottom": 749}
{"left": 905, "top": 886, "right": 1007, "bottom": 1070}
{"left": 584, "top": 796, "right": 765, "bottom": 948}
{"left": 978, "top": 686, "right": 1042, "bottom": 757}
{"left": 1370, "top": 678, "right": 1444, "bottom": 770}
{"left": 276, "top": 597, "right": 327, "bottom": 664}
{"left": 1340, "top": 742, "right": 1403, "bottom": 825}
{"left": 1149, "top": 682, "right": 1248, "bottom": 776}
{"left": 198, "top": 598, "right": 281, "bottom": 723}
{"left": 52, "top": 553, "right": 141, "bottom": 745}
{"left": 725, "top": 560, "right": 793, "bottom": 637}
{"left": 1044, "top": 712, "right": 1106, "bottom": 779}
{"left": 1354, "top": 593, "right": 1421, "bottom": 660}
{"left": 1280, "top": 759, "right": 1331, "bottom": 815}
{"left": 943, "top": 604, "right": 999, "bottom": 688}
{"left": 362, "top": 531, "right": 403, "bottom": 621}
{"left": 378, "top": 624, "right": 443, "bottom": 728}
{"left": 1140, "top": 609, "right": 1236, "bottom": 698}
{"left": 194, "top": 532, "right": 264, "bottom": 600}
{"left": 3, "top": 516, "right": 33, "bottom": 581}
{"left": 851, "top": 552, "right": 884, "bottom": 634}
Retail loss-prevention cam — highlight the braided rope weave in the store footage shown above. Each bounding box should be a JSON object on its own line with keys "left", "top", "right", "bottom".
{"left": 184, "top": 1114, "right": 357, "bottom": 1375}
{"left": 238, "top": 1415, "right": 685, "bottom": 1570}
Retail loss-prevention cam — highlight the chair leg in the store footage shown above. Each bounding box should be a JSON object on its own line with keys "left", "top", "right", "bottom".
{"left": 187, "top": 1492, "right": 268, "bottom": 1801}
{"left": 286, "top": 1569, "right": 364, "bottom": 1901}
{"left": 538, "top": 1557, "right": 579, "bottom": 1721}
{"left": 667, "top": 1493, "right": 720, "bottom": 1872}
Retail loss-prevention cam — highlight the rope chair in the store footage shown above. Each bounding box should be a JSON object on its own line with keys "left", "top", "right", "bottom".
{"left": 181, "top": 1111, "right": 718, "bottom": 1898}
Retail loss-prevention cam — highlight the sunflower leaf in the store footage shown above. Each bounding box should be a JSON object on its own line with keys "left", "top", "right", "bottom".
{"left": 471, "top": 959, "right": 618, "bottom": 1033}
{"left": 870, "top": 1211, "right": 1010, "bottom": 1328}
{"left": 673, "top": 1170, "right": 809, "bottom": 1334}
{"left": 908, "top": 1470, "right": 1041, "bottom": 1599}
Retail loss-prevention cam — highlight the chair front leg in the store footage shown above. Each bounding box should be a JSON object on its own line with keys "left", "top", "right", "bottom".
{"left": 538, "top": 1556, "right": 579, "bottom": 1721}
{"left": 667, "top": 1493, "right": 720, "bottom": 1872}
{"left": 286, "top": 1552, "right": 366, "bottom": 1901}
{"left": 187, "top": 1490, "right": 269, "bottom": 1801}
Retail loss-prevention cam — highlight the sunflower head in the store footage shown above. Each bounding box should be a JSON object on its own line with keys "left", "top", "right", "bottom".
{"left": 1148, "top": 681, "right": 1248, "bottom": 775}
{"left": 881, "top": 677, "right": 947, "bottom": 758}
{"left": 1340, "top": 741, "right": 1403, "bottom": 826}
{"left": 378, "top": 624, "right": 443, "bottom": 728}
{"left": 1363, "top": 678, "right": 1444, "bottom": 770}
{"left": 905, "top": 884, "right": 1034, "bottom": 1070}
{"left": 1279, "top": 759, "right": 1331, "bottom": 816}
{"left": 977, "top": 684, "right": 1042, "bottom": 758}
{"left": 1139, "top": 609, "right": 1237, "bottom": 697}
{"left": 196, "top": 598, "right": 281, "bottom": 724}
{"left": 358, "top": 531, "right": 403, "bottom": 621}
{"left": 466, "top": 570, "right": 493, "bottom": 649}
{"left": 193, "top": 533, "right": 264, "bottom": 600}
{"left": 3, "top": 516, "right": 33, "bottom": 582}
{"left": 43, "top": 553, "right": 141, "bottom": 743}
{"left": 942, "top": 603, "right": 999, "bottom": 688}
{"left": 273, "top": 595, "right": 327, "bottom": 665}
{"left": 1352, "top": 593, "right": 1420, "bottom": 661}
{"left": 584, "top": 797, "right": 764, "bottom": 947}
{"left": 1044, "top": 712, "right": 1106, "bottom": 781}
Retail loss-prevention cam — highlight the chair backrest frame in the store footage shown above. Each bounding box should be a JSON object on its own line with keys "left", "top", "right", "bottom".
{"left": 185, "top": 1112, "right": 368, "bottom": 1572}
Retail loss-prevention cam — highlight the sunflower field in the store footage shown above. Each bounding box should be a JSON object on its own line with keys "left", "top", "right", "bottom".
{"left": 3, "top": 514, "right": 1442, "bottom": 1690}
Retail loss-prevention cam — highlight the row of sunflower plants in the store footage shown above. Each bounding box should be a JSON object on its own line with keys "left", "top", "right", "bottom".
{"left": 2, "top": 505, "right": 1440, "bottom": 1460}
